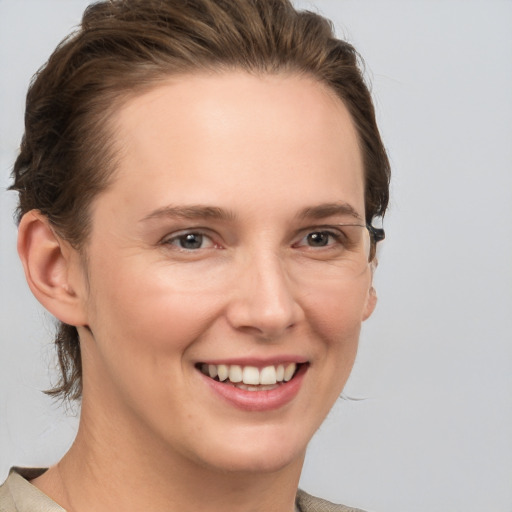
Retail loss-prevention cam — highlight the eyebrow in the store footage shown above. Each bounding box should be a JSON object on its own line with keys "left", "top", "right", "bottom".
{"left": 140, "top": 202, "right": 362, "bottom": 224}
{"left": 140, "top": 205, "right": 237, "bottom": 223}
{"left": 297, "top": 202, "right": 363, "bottom": 222}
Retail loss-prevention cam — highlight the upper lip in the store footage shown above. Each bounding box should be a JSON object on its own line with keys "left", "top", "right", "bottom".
{"left": 196, "top": 356, "right": 309, "bottom": 367}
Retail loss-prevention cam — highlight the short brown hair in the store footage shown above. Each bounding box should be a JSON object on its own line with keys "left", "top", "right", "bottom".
{"left": 11, "top": 0, "right": 390, "bottom": 401}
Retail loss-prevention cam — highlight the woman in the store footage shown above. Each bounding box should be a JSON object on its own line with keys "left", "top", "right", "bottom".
{"left": 0, "top": 1, "right": 389, "bottom": 511}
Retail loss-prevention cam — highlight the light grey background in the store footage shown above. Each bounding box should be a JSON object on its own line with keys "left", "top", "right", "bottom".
{"left": 1, "top": 1, "right": 511, "bottom": 511}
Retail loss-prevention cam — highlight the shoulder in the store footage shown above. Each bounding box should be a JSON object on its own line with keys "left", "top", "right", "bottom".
{"left": 0, "top": 470, "right": 19, "bottom": 512}
{"left": 296, "top": 489, "right": 369, "bottom": 512}
{"left": 0, "top": 468, "right": 64, "bottom": 512}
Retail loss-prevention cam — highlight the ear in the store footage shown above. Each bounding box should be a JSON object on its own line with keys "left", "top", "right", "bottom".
{"left": 17, "top": 210, "right": 88, "bottom": 327}
{"left": 362, "top": 285, "right": 377, "bottom": 321}
{"left": 362, "top": 257, "right": 378, "bottom": 321}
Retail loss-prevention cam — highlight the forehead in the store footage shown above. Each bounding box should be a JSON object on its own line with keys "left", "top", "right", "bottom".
{"left": 114, "top": 71, "right": 360, "bottom": 154}
{"left": 96, "top": 71, "right": 364, "bottom": 222}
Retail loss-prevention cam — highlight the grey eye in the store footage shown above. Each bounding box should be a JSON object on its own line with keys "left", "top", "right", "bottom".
{"left": 163, "top": 230, "right": 217, "bottom": 252}
{"left": 178, "top": 233, "right": 204, "bottom": 249}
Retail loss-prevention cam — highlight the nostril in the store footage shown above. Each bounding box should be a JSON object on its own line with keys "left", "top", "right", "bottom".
{"left": 238, "top": 323, "right": 295, "bottom": 339}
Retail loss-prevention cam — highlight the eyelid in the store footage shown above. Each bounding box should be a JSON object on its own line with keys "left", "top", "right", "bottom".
{"left": 294, "top": 222, "right": 359, "bottom": 232}
{"left": 293, "top": 223, "right": 350, "bottom": 236}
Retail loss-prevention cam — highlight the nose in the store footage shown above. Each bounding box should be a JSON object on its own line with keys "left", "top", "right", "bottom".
{"left": 225, "top": 251, "right": 304, "bottom": 340}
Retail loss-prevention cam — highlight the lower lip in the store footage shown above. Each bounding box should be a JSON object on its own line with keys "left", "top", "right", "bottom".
{"left": 201, "top": 364, "right": 307, "bottom": 412}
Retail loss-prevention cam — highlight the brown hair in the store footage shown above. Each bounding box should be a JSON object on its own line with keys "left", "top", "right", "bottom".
{"left": 11, "top": 0, "right": 390, "bottom": 401}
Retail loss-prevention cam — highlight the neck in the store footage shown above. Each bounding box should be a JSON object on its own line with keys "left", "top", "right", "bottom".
{"left": 33, "top": 400, "right": 304, "bottom": 512}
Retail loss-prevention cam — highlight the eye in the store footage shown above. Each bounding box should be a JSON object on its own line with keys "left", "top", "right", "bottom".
{"left": 163, "top": 231, "right": 216, "bottom": 250}
{"left": 305, "top": 231, "right": 333, "bottom": 247}
{"left": 296, "top": 230, "right": 341, "bottom": 248}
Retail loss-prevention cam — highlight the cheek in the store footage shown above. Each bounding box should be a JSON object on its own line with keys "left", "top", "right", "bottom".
{"left": 302, "top": 271, "right": 372, "bottom": 339}
{"left": 80, "top": 262, "right": 220, "bottom": 410}
{"left": 88, "top": 265, "right": 220, "bottom": 352}
{"left": 303, "top": 273, "right": 371, "bottom": 394}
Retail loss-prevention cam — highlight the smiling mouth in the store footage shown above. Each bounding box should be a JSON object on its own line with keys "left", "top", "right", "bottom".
{"left": 197, "top": 362, "right": 302, "bottom": 391}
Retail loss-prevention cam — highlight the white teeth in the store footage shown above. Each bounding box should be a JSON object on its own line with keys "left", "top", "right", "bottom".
{"left": 228, "top": 365, "right": 243, "bottom": 383}
{"left": 217, "top": 364, "right": 229, "bottom": 382}
{"left": 243, "top": 366, "right": 260, "bottom": 385}
{"left": 260, "top": 365, "right": 277, "bottom": 385}
{"left": 283, "top": 363, "right": 297, "bottom": 382}
{"left": 276, "top": 364, "right": 285, "bottom": 381}
{"left": 200, "top": 362, "right": 300, "bottom": 386}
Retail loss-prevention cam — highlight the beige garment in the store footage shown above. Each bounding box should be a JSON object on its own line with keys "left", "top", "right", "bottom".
{"left": 0, "top": 468, "right": 366, "bottom": 512}
{"left": 0, "top": 469, "right": 64, "bottom": 512}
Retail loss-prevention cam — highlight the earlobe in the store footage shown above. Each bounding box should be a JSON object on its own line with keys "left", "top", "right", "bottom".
{"left": 17, "top": 210, "right": 88, "bottom": 327}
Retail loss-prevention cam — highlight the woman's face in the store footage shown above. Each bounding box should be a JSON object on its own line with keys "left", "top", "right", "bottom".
{"left": 75, "top": 71, "right": 376, "bottom": 474}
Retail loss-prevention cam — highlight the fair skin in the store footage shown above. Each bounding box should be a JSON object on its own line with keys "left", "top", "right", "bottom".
{"left": 18, "top": 71, "right": 376, "bottom": 512}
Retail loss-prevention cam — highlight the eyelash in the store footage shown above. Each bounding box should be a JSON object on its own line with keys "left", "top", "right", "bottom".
{"left": 161, "top": 226, "right": 349, "bottom": 253}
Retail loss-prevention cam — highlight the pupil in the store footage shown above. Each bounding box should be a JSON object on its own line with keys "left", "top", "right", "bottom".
{"left": 308, "top": 232, "right": 328, "bottom": 247}
{"left": 180, "top": 233, "right": 202, "bottom": 249}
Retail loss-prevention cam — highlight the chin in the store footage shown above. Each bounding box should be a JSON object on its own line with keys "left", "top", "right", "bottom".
{"left": 203, "top": 446, "right": 305, "bottom": 475}
{"left": 183, "top": 425, "right": 309, "bottom": 475}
